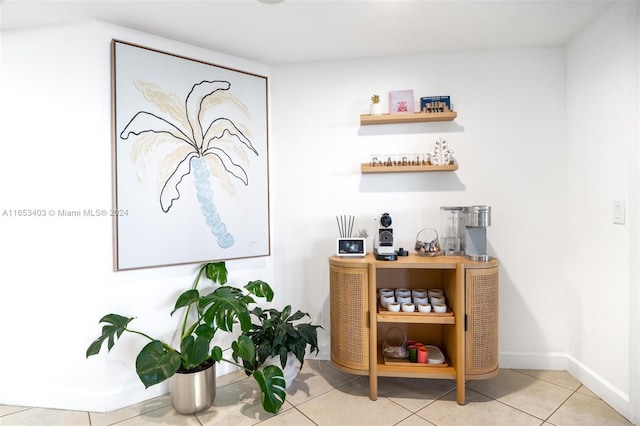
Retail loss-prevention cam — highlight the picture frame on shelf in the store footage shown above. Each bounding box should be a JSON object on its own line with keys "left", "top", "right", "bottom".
{"left": 389, "top": 90, "right": 414, "bottom": 114}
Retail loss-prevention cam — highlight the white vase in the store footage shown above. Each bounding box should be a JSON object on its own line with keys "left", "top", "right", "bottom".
{"left": 263, "top": 353, "right": 299, "bottom": 389}
{"left": 370, "top": 103, "right": 382, "bottom": 116}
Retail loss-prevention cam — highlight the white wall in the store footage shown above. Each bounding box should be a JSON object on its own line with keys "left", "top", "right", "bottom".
{"left": 270, "top": 48, "right": 569, "bottom": 369}
{"left": 566, "top": 1, "right": 639, "bottom": 421}
{"left": 0, "top": 9, "right": 636, "bottom": 421}
{"left": 0, "top": 22, "right": 275, "bottom": 412}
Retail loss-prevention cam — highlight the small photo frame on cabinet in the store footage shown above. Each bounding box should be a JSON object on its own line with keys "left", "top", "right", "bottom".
{"left": 389, "top": 90, "right": 414, "bottom": 114}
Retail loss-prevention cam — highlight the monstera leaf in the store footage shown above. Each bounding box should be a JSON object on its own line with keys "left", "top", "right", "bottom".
{"left": 252, "top": 365, "right": 286, "bottom": 414}
{"left": 135, "top": 340, "right": 182, "bottom": 388}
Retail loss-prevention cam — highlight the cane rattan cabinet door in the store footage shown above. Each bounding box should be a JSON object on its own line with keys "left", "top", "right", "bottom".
{"left": 330, "top": 264, "right": 369, "bottom": 371}
{"left": 465, "top": 266, "right": 499, "bottom": 378}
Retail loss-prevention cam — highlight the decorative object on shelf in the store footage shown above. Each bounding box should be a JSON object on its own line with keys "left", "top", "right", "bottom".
{"left": 389, "top": 89, "right": 414, "bottom": 114}
{"left": 417, "top": 346, "right": 429, "bottom": 363}
{"left": 433, "top": 304, "right": 448, "bottom": 313}
{"left": 368, "top": 152, "right": 429, "bottom": 167}
{"left": 417, "top": 303, "right": 432, "bottom": 313}
{"left": 387, "top": 302, "right": 401, "bottom": 312}
{"left": 86, "top": 262, "right": 288, "bottom": 414}
{"left": 414, "top": 153, "right": 428, "bottom": 165}
{"left": 383, "top": 327, "right": 408, "bottom": 359}
{"left": 430, "top": 295, "right": 445, "bottom": 306}
{"left": 414, "top": 228, "right": 442, "bottom": 256}
{"left": 402, "top": 302, "right": 416, "bottom": 312}
{"left": 369, "top": 94, "right": 382, "bottom": 116}
{"left": 384, "top": 153, "right": 396, "bottom": 166}
{"left": 408, "top": 345, "right": 418, "bottom": 362}
{"left": 428, "top": 288, "right": 444, "bottom": 299}
{"left": 380, "top": 294, "right": 395, "bottom": 308}
{"left": 430, "top": 138, "right": 454, "bottom": 165}
{"left": 420, "top": 96, "right": 451, "bottom": 113}
{"left": 336, "top": 215, "right": 355, "bottom": 237}
{"left": 425, "top": 345, "right": 446, "bottom": 364}
{"left": 413, "top": 295, "right": 429, "bottom": 305}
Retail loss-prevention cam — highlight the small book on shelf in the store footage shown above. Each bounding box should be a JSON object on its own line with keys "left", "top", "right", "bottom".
{"left": 420, "top": 96, "right": 451, "bottom": 113}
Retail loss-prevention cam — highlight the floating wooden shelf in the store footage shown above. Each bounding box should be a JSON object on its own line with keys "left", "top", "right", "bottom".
{"left": 361, "top": 161, "right": 458, "bottom": 174}
{"left": 360, "top": 111, "right": 457, "bottom": 125}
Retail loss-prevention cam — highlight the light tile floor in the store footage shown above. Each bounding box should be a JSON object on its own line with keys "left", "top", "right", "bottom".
{"left": 0, "top": 360, "right": 632, "bottom": 425}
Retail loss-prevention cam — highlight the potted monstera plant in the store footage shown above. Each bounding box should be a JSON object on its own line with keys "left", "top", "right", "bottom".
{"left": 86, "top": 262, "right": 287, "bottom": 414}
{"left": 236, "top": 305, "right": 322, "bottom": 388}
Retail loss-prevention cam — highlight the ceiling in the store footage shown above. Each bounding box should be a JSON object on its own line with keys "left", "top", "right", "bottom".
{"left": 1, "top": 0, "right": 616, "bottom": 65}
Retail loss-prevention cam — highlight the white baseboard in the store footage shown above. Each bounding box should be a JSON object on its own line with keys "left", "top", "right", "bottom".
{"left": 0, "top": 382, "right": 168, "bottom": 414}
{"left": 499, "top": 351, "right": 569, "bottom": 371}
{"left": 565, "top": 354, "right": 631, "bottom": 422}
{"left": 499, "top": 351, "right": 631, "bottom": 422}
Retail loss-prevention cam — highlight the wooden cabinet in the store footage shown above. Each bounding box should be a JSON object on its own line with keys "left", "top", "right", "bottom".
{"left": 329, "top": 254, "right": 499, "bottom": 405}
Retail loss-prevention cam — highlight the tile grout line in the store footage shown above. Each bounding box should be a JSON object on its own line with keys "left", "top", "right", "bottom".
{"left": 468, "top": 373, "right": 594, "bottom": 426}
{"left": 513, "top": 369, "right": 584, "bottom": 393}
{"left": 289, "top": 406, "right": 320, "bottom": 425}
{"left": 402, "top": 386, "right": 456, "bottom": 426}
{"left": 464, "top": 383, "right": 552, "bottom": 424}
{"left": 542, "top": 387, "right": 580, "bottom": 425}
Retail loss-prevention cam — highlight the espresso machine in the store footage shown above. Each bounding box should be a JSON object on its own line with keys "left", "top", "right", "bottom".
{"left": 463, "top": 205, "right": 491, "bottom": 261}
{"left": 374, "top": 212, "right": 398, "bottom": 261}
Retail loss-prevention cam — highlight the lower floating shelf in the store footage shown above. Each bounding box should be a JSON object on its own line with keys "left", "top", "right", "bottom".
{"left": 361, "top": 161, "right": 458, "bottom": 174}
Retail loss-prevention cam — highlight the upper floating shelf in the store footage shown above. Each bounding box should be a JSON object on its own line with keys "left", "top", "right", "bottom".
{"left": 360, "top": 111, "right": 457, "bottom": 125}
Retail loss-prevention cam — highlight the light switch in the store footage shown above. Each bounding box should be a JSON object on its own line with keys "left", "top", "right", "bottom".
{"left": 613, "top": 201, "right": 625, "bottom": 225}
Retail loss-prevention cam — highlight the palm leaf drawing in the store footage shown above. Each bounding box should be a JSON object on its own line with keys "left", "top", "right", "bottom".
{"left": 120, "top": 80, "right": 258, "bottom": 249}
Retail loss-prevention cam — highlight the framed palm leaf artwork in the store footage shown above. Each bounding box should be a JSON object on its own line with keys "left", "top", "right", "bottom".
{"left": 111, "top": 40, "right": 270, "bottom": 270}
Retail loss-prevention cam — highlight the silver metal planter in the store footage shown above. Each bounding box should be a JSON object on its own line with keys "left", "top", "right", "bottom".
{"left": 170, "top": 363, "right": 216, "bottom": 414}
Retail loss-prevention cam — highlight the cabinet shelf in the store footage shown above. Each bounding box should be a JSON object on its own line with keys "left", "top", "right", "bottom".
{"left": 376, "top": 350, "right": 456, "bottom": 379}
{"left": 361, "top": 161, "right": 458, "bottom": 174}
{"left": 360, "top": 111, "right": 457, "bottom": 126}
{"left": 377, "top": 305, "right": 455, "bottom": 324}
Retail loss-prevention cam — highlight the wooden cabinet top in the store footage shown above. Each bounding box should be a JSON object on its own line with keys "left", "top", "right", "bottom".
{"left": 329, "top": 253, "right": 498, "bottom": 269}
